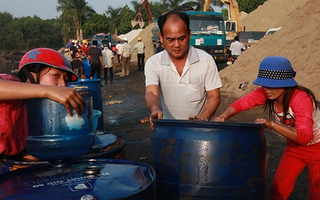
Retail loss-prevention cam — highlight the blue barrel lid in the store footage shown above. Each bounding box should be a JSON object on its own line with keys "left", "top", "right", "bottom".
{"left": 0, "top": 159, "right": 155, "bottom": 200}
{"left": 91, "top": 133, "right": 118, "bottom": 150}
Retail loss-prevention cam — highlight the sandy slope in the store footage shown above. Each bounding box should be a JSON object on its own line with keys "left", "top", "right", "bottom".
{"left": 220, "top": 0, "right": 320, "bottom": 99}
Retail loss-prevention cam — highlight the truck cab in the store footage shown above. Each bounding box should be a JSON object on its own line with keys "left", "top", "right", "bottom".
{"left": 187, "top": 11, "right": 228, "bottom": 63}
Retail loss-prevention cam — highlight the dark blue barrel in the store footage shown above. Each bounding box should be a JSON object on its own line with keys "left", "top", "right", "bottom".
{"left": 82, "top": 59, "right": 91, "bottom": 78}
{"left": 80, "top": 133, "right": 127, "bottom": 159}
{"left": 0, "top": 159, "right": 156, "bottom": 200}
{"left": 69, "top": 79, "right": 104, "bottom": 131}
{"left": 150, "top": 119, "right": 266, "bottom": 199}
{"left": 1, "top": 133, "right": 127, "bottom": 173}
{"left": 25, "top": 90, "right": 95, "bottom": 167}
{"left": 26, "top": 90, "right": 93, "bottom": 136}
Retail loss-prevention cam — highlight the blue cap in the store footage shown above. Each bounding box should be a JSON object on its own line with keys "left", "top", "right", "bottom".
{"left": 253, "top": 56, "right": 298, "bottom": 88}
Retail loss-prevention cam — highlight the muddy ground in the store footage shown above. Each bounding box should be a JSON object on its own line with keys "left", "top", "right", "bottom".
{"left": 100, "top": 63, "right": 308, "bottom": 199}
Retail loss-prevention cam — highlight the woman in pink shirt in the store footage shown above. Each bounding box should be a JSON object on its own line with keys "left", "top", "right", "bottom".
{"left": 215, "top": 56, "right": 320, "bottom": 200}
{"left": 0, "top": 48, "right": 85, "bottom": 161}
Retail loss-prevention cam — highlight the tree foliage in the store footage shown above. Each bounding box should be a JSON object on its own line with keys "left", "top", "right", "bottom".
{"left": 0, "top": 14, "right": 63, "bottom": 54}
{"left": 0, "top": 0, "right": 266, "bottom": 54}
{"left": 238, "top": 0, "right": 266, "bottom": 13}
{"left": 57, "top": 0, "right": 96, "bottom": 40}
{"left": 0, "top": 12, "right": 14, "bottom": 54}
{"left": 82, "top": 14, "right": 109, "bottom": 38}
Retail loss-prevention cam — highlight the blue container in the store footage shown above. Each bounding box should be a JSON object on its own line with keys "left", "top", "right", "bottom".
{"left": 26, "top": 91, "right": 93, "bottom": 136}
{"left": 25, "top": 90, "right": 95, "bottom": 167}
{"left": 0, "top": 159, "right": 156, "bottom": 200}
{"left": 1, "top": 133, "right": 126, "bottom": 173}
{"left": 69, "top": 79, "right": 104, "bottom": 131}
{"left": 26, "top": 133, "right": 95, "bottom": 167}
{"left": 80, "top": 133, "right": 127, "bottom": 159}
{"left": 150, "top": 119, "right": 266, "bottom": 199}
{"left": 92, "top": 109, "right": 102, "bottom": 131}
{"left": 83, "top": 59, "right": 92, "bottom": 78}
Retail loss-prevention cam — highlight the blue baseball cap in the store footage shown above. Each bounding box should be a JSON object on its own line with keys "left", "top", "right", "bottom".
{"left": 253, "top": 56, "right": 298, "bottom": 88}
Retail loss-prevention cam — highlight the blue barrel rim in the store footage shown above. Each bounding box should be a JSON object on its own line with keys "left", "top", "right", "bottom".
{"left": 152, "top": 119, "right": 265, "bottom": 129}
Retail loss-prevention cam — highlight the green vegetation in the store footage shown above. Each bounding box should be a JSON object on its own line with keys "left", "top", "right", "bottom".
{"left": 0, "top": 0, "right": 265, "bottom": 54}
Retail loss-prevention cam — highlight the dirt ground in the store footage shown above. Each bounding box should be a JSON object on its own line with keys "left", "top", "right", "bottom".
{"left": 100, "top": 63, "right": 309, "bottom": 200}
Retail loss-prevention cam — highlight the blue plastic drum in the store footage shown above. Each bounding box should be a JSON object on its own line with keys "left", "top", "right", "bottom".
{"left": 150, "top": 119, "right": 266, "bottom": 199}
{"left": 69, "top": 79, "right": 104, "bottom": 131}
{"left": 80, "top": 133, "right": 127, "bottom": 160}
{"left": 0, "top": 159, "right": 156, "bottom": 199}
{"left": 25, "top": 89, "right": 95, "bottom": 167}
{"left": 1, "top": 133, "right": 126, "bottom": 173}
{"left": 26, "top": 89, "right": 93, "bottom": 136}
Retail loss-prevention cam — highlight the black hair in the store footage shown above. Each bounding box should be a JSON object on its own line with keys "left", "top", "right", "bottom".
{"left": 264, "top": 85, "right": 318, "bottom": 121}
{"left": 20, "top": 64, "right": 51, "bottom": 83}
{"left": 92, "top": 40, "right": 98, "bottom": 45}
{"left": 157, "top": 11, "right": 190, "bottom": 36}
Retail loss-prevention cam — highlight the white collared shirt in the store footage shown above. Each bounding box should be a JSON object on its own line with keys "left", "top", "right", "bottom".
{"left": 145, "top": 46, "right": 222, "bottom": 119}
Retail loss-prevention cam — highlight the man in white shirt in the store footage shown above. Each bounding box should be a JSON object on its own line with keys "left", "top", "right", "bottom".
{"left": 116, "top": 41, "right": 123, "bottom": 64}
{"left": 102, "top": 47, "right": 116, "bottom": 84}
{"left": 118, "top": 37, "right": 131, "bottom": 77}
{"left": 145, "top": 11, "right": 222, "bottom": 130}
{"left": 133, "top": 37, "right": 145, "bottom": 71}
{"left": 229, "top": 36, "right": 246, "bottom": 63}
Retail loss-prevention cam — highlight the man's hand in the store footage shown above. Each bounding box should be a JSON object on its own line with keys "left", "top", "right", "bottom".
{"left": 149, "top": 109, "right": 163, "bottom": 130}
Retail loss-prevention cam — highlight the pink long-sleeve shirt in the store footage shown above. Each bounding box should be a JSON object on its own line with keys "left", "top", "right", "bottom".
{"left": 231, "top": 87, "right": 320, "bottom": 146}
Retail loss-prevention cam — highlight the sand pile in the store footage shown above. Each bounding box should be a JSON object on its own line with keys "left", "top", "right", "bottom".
{"left": 130, "top": 0, "right": 320, "bottom": 100}
{"left": 242, "top": 0, "right": 308, "bottom": 31}
{"left": 128, "top": 24, "right": 154, "bottom": 62}
{"left": 219, "top": 0, "right": 320, "bottom": 100}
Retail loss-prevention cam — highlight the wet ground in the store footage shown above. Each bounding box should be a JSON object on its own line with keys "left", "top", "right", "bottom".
{"left": 99, "top": 63, "right": 308, "bottom": 199}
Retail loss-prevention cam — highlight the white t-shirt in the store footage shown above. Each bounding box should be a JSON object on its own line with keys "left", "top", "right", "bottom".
{"left": 121, "top": 43, "right": 131, "bottom": 58}
{"left": 116, "top": 43, "right": 123, "bottom": 55}
{"left": 230, "top": 41, "right": 246, "bottom": 56}
{"left": 102, "top": 48, "right": 114, "bottom": 68}
{"left": 145, "top": 46, "right": 222, "bottom": 119}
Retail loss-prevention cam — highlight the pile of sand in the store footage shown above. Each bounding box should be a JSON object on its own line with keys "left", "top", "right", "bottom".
{"left": 130, "top": 0, "right": 320, "bottom": 100}
{"left": 128, "top": 23, "right": 154, "bottom": 62}
{"left": 220, "top": 0, "right": 320, "bottom": 99}
{"left": 241, "top": 0, "right": 308, "bottom": 31}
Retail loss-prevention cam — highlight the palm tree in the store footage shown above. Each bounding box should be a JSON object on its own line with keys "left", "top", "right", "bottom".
{"left": 105, "top": 6, "right": 122, "bottom": 35}
{"left": 180, "top": 0, "right": 224, "bottom": 11}
{"left": 56, "top": 0, "right": 95, "bottom": 40}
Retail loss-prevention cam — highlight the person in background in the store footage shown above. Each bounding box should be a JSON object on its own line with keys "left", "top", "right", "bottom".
{"left": 87, "top": 40, "right": 104, "bottom": 79}
{"left": 119, "top": 37, "right": 131, "bottom": 77}
{"left": 69, "top": 40, "right": 76, "bottom": 59}
{"left": 133, "top": 37, "right": 145, "bottom": 71}
{"left": 206, "top": 22, "right": 219, "bottom": 32}
{"left": 102, "top": 35, "right": 111, "bottom": 50}
{"left": 214, "top": 56, "right": 320, "bottom": 200}
{"left": 116, "top": 41, "right": 123, "bottom": 64}
{"left": 155, "top": 40, "right": 164, "bottom": 54}
{"left": 102, "top": 47, "right": 116, "bottom": 84}
{"left": 229, "top": 36, "right": 246, "bottom": 63}
{"left": 81, "top": 39, "right": 90, "bottom": 56}
{"left": 0, "top": 48, "right": 85, "bottom": 162}
{"left": 145, "top": 11, "right": 222, "bottom": 130}
{"left": 74, "top": 39, "right": 81, "bottom": 49}
{"left": 70, "top": 52, "right": 84, "bottom": 79}
{"left": 64, "top": 48, "right": 72, "bottom": 63}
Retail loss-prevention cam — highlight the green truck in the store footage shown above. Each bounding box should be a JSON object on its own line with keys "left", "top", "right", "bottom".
{"left": 151, "top": 11, "right": 229, "bottom": 63}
